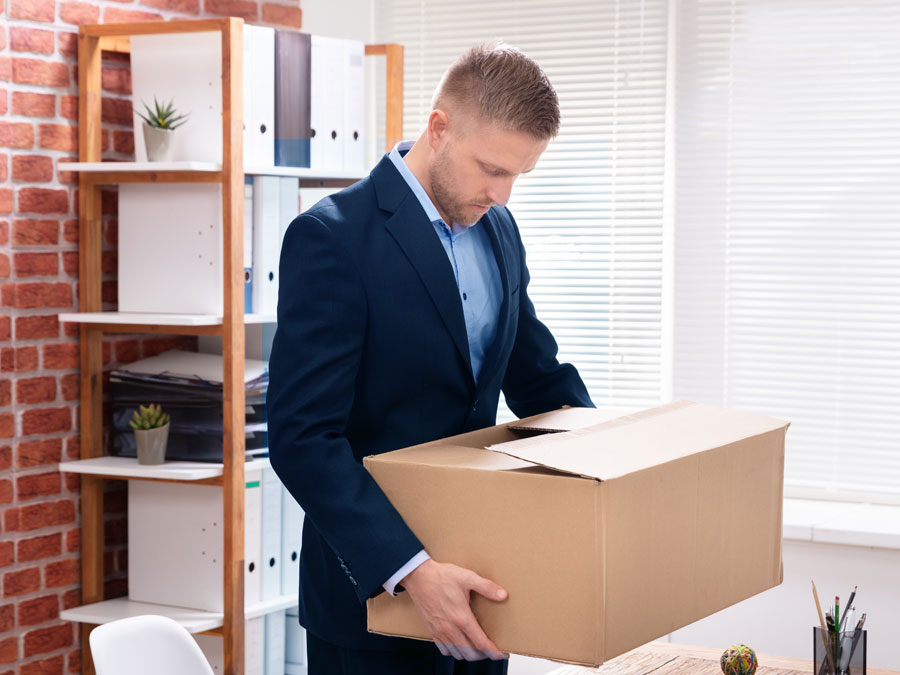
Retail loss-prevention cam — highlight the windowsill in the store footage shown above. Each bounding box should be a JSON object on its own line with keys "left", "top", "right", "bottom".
{"left": 783, "top": 498, "right": 900, "bottom": 550}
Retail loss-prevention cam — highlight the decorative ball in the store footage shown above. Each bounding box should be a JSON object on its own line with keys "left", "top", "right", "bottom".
{"left": 720, "top": 644, "right": 758, "bottom": 675}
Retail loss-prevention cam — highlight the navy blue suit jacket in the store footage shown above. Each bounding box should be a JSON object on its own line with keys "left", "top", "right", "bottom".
{"left": 266, "top": 153, "right": 593, "bottom": 650}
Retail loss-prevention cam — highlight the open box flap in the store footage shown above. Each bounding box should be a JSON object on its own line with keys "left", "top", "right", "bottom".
{"left": 488, "top": 400, "right": 790, "bottom": 481}
{"left": 507, "top": 406, "right": 640, "bottom": 433}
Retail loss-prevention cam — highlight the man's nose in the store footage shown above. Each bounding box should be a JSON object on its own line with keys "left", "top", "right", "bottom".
{"left": 487, "top": 177, "right": 515, "bottom": 207}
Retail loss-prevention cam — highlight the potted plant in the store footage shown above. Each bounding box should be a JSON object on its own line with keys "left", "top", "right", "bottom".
{"left": 130, "top": 403, "right": 171, "bottom": 465}
{"left": 137, "top": 96, "right": 190, "bottom": 162}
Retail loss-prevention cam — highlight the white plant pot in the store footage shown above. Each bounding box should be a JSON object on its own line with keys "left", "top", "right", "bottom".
{"left": 143, "top": 123, "right": 176, "bottom": 162}
{"left": 134, "top": 422, "right": 170, "bottom": 465}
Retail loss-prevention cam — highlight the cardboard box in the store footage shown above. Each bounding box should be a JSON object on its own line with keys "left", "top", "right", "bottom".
{"left": 364, "top": 401, "right": 789, "bottom": 666}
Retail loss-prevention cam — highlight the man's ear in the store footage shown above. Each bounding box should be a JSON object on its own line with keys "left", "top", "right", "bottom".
{"left": 426, "top": 108, "right": 451, "bottom": 149}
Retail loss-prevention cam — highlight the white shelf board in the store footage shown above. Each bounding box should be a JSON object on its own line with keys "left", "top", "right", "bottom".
{"left": 59, "top": 161, "right": 221, "bottom": 172}
{"left": 244, "top": 165, "right": 364, "bottom": 180}
{"left": 61, "top": 593, "right": 297, "bottom": 633}
{"left": 57, "top": 311, "right": 276, "bottom": 326}
{"left": 59, "top": 456, "right": 271, "bottom": 481}
{"left": 61, "top": 598, "right": 223, "bottom": 633}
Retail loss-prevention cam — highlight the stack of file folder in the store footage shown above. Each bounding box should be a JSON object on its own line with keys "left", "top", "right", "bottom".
{"left": 110, "top": 349, "right": 269, "bottom": 462}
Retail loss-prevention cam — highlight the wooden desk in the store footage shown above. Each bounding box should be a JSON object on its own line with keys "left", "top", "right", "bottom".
{"left": 547, "top": 642, "right": 897, "bottom": 675}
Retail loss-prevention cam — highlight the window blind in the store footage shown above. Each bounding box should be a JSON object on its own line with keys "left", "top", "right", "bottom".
{"left": 673, "top": 0, "right": 900, "bottom": 500}
{"left": 374, "top": 0, "right": 670, "bottom": 410}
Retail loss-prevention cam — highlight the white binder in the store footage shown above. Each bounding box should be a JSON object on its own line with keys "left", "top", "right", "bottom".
{"left": 128, "top": 470, "right": 263, "bottom": 613}
{"left": 260, "top": 466, "right": 282, "bottom": 601}
{"left": 118, "top": 183, "right": 222, "bottom": 315}
{"left": 342, "top": 38, "right": 366, "bottom": 175}
{"left": 243, "top": 25, "right": 275, "bottom": 170}
{"left": 310, "top": 35, "right": 344, "bottom": 172}
{"left": 263, "top": 611, "right": 286, "bottom": 675}
{"left": 196, "top": 617, "right": 264, "bottom": 674}
{"left": 278, "top": 176, "right": 299, "bottom": 244}
{"left": 245, "top": 475, "right": 262, "bottom": 607}
{"left": 280, "top": 485, "right": 304, "bottom": 597}
{"left": 251, "top": 176, "right": 281, "bottom": 316}
{"left": 284, "top": 606, "right": 307, "bottom": 667}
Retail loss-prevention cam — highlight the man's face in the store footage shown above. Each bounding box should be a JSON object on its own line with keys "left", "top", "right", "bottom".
{"left": 428, "top": 120, "right": 549, "bottom": 227}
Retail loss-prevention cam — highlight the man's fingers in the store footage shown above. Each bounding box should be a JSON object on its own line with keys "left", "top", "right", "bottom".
{"left": 466, "top": 571, "right": 508, "bottom": 602}
{"left": 436, "top": 642, "right": 450, "bottom": 657}
{"left": 458, "top": 609, "right": 506, "bottom": 660}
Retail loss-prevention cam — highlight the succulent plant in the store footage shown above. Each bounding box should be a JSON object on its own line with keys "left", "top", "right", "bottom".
{"left": 137, "top": 96, "right": 190, "bottom": 130}
{"left": 129, "top": 403, "right": 170, "bottom": 430}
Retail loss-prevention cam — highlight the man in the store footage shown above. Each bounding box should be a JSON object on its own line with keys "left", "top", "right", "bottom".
{"left": 267, "top": 44, "right": 593, "bottom": 675}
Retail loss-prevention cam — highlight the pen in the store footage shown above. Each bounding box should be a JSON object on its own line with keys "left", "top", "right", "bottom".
{"left": 839, "top": 585, "right": 857, "bottom": 632}
{"left": 856, "top": 612, "right": 867, "bottom": 630}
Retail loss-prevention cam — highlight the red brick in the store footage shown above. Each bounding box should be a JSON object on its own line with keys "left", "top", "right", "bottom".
{"left": 0, "top": 380, "right": 9, "bottom": 406}
{"left": 0, "top": 90, "right": 6, "bottom": 116}
{"left": 61, "top": 251, "right": 77, "bottom": 277}
{"left": 20, "top": 654, "right": 64, "bottom": 674}
{"left": 0, "top": 604, "right": 13, "bottom": 632}
{"left": 0, "top": 543, "right": 11, "bottom": 567}
{"left": 0, "top": 27, "right": 5, "bottom": 52}
{"left": 12, "top": 155, "right": 54, "bottom": 182}
{"left": 101, "top": 97, "right": 131, "bottom": 126}
{"left": 0, "top": 413, "right": 13, "bottom": 438}
{"left": 0, "top": 254, "right": 7, "bottom": 278}
{"left": 0, "top": 350, "right": 11, "bottom": 372}
{"left": 204, "top": 0, "right": 257, "bottom": 20}
{"left": 9, "top": 0, "right": 55, "bottom": 21}
{"left": 17, "top": 534, "right": 62, "bottom": 562}
{"left": 103, "top": 6, "right": 162, "bottom": 22}
{"left": 0, "top": 154, "right": 7, "bottom": 182}
{"left": 58, "top": 95, "right": 77, "bottom": 121}
{"left": 0, "top": 191, "right": 11, "bottom": 215}
{"left": 12, "top": 59, "right": 68, "bottom": 88}
{"left": 21, "top": 407, "right": 71, "bottom": 435}
{"left": 0, "top": 57, "right": 10, "bottom": 82}
{"left": 0, "top": 480, "right": 11, "bottom": 505}
{"left": 0, "top": 317, "right": 9, "bottom": 341}
{"left": 14, "top": 253, "right": 58, "bottom": 278}
{"left": 56, "top": 33, "right": 77, "bottom": 58}
{"left": 42, "top": 343, "right": 78, "bottom": 370}
{"left": 16, "top": 377, "right": 56, "bottom": 405}
{"left": 104, "top": 518, "right": 127, "bottom": 547}
{"left": 61, "top": 589, "right": 79, "bottom": 611}
{"left": 18, "top": 595, "right": 58, "bottom": 627}
{"left": 64, "top": 436, "right": 78, "bottom": 461}
{"left": 142, "top": 336, "right": 197, "bottom": 358}
{"left": 0, "top": 447, "right": 10, "bottom": 471}
{"left": 116, "top": 548, "right": 127, "bottom": 571}
{"left": 56, "top": 160, "right": 77, "bottom": 185}
{"left": 3, "top": 567, "right": 40, "bottom": 596}
{"left": 100, "top": 251, "right": 114, "bottom": 275}
{"left": 140, "top": 0, "right": 198, "bottom": 12}
{"left": 61, "top": 219, "right": 77, "bottom": 244}
{"left": 38, "top": 124, "right": 77, "bottom": 153}
{"left": 16, "top": 316, "right": 59, "bottom": 340}
{"left": 0, "top": 122, "right": 35, "bottom": 149}
{"left": 10, "top": 28, "right": 54, "bottom": 55}
{"left": 60, "top": 374, "right": 78, "bottom": 401}
{"left": 0, "top": 636, "right": 16, "bottom": 664}
{"left": 100, "top": 190, "right": 116, "bottom": 217}
{"left": 5, "top": 500, "right": 75, "bottom": 532}
{"left": 262, "top": 2, "right": 302, "bottom": 28}
{"left": 12, "top": 346, "right": 39, "bottom": 372}
{"left": 112, "top": 130, "right": 134, "bottom": 155}
{"left": 7, "top": 283, "right": 72, "bottom": 310}
{"left": 13, "top": 220, "right": 58, "bottom": 246}
{"left": 63, "top": 472, "right": 78, "bottom": 491}
{"left": 23, "top": 623, "right": 72, "bottom": 657}
{"left": 17, "top": 472, "right": 62, "bottom": 500}
{"left": 113, "top": 339, "right": 139, "bottom": 363}
{"left": 15, "top": 439, "right": 61, "bottom": 468}
{"left": 18, "top": 189, "right": 68, "bottom": 215}
{"left": 60, "top": 1, "right": 99, "bottom": 25}
{"left": 44, "top": 559, "right": 78, "bottom": 588}
{"left": 64, "top": 529, "right": 78, "bottom": 554}
{"left": 101, "top": 279, "right": 116, "bottom": 305}
{"left": 103, "top": 578, "right": 127, "bottom": 599}
{"left": 101, "top": 67, "right": 130, "bottom": 95}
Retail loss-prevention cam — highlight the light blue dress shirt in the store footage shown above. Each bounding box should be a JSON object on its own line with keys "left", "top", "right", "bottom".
{"left": 382, "top": 140, "right": 503, "bottom": 595}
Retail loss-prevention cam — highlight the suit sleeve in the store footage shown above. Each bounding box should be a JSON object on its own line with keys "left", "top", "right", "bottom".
{"left": 266, "top": 213, "right": 423, "bottom": 604}
{"left": 501, "top": 209, "right": 595, "bottom": 417}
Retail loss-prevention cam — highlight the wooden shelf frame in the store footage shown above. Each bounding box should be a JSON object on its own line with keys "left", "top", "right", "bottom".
{"left": 71, "top": 18, "right": 404, "bottom": 675}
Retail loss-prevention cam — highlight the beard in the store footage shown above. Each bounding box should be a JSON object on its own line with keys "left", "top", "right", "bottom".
{"left": 430, "top": 148, "right": 488, "bottom": 227}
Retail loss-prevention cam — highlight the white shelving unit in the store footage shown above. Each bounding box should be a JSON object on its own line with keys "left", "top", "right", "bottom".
{"left": 57, "top": 311, "right": 276, "bottom": 326}
{"left": 59, "top": 160, "right": 364, "bottom": 181}
{"left": 59, "top": 456, "right": 271, "bottom": 482}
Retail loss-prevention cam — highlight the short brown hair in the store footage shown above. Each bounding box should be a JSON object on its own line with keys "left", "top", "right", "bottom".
{"left": 433, "top": 43, "right": 560, "bottom": 140}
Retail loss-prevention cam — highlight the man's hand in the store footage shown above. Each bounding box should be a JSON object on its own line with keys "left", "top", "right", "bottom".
{"left": 401, "top": 558, "right": 509, "bottom": 661}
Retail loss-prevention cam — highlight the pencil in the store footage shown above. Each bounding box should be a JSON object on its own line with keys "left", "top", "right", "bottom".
{"left": 812, "top": 580, "right": 835, "bottom": 673}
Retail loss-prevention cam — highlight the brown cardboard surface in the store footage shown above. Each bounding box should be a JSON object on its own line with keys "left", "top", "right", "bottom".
{"left": 364, "top": 401, "right": 789, "bottom": 667}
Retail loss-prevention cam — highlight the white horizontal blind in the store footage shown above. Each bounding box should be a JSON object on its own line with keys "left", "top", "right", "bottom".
{"left": 673, "top": 0, "right": 900, "bottom": 500}
{"left": 375, "top": 0, "right": 669, "bottom": 410}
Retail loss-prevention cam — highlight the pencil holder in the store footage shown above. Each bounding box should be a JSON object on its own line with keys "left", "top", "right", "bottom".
{"left": 814, "top": 626, "right": 866, "bottom": 675}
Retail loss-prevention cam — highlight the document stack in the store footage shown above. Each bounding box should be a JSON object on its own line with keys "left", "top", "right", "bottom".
{"left": 109, "top": 349, "right": 269, "bottom": 462}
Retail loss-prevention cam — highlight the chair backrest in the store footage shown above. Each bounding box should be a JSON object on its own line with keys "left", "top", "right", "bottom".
{"left": 89, "top": 615, "right": 216, "bottom": 675}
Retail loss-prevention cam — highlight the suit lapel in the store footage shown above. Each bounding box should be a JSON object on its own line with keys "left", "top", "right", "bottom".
{"left": 372, "top": 156, "right": 474, "bottom": 383}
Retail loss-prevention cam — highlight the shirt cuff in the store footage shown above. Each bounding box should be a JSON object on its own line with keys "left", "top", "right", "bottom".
{"left": 383, "top": 549, "right": 431, "bottom": 597}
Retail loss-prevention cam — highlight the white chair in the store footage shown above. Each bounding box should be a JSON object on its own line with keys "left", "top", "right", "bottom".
{"left": 89, "top": 615, "right": 215, "bottom": 675}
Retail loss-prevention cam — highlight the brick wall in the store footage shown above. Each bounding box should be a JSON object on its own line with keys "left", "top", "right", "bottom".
{"left": 0, "top": 1, "right": 302, "bottom": 671}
